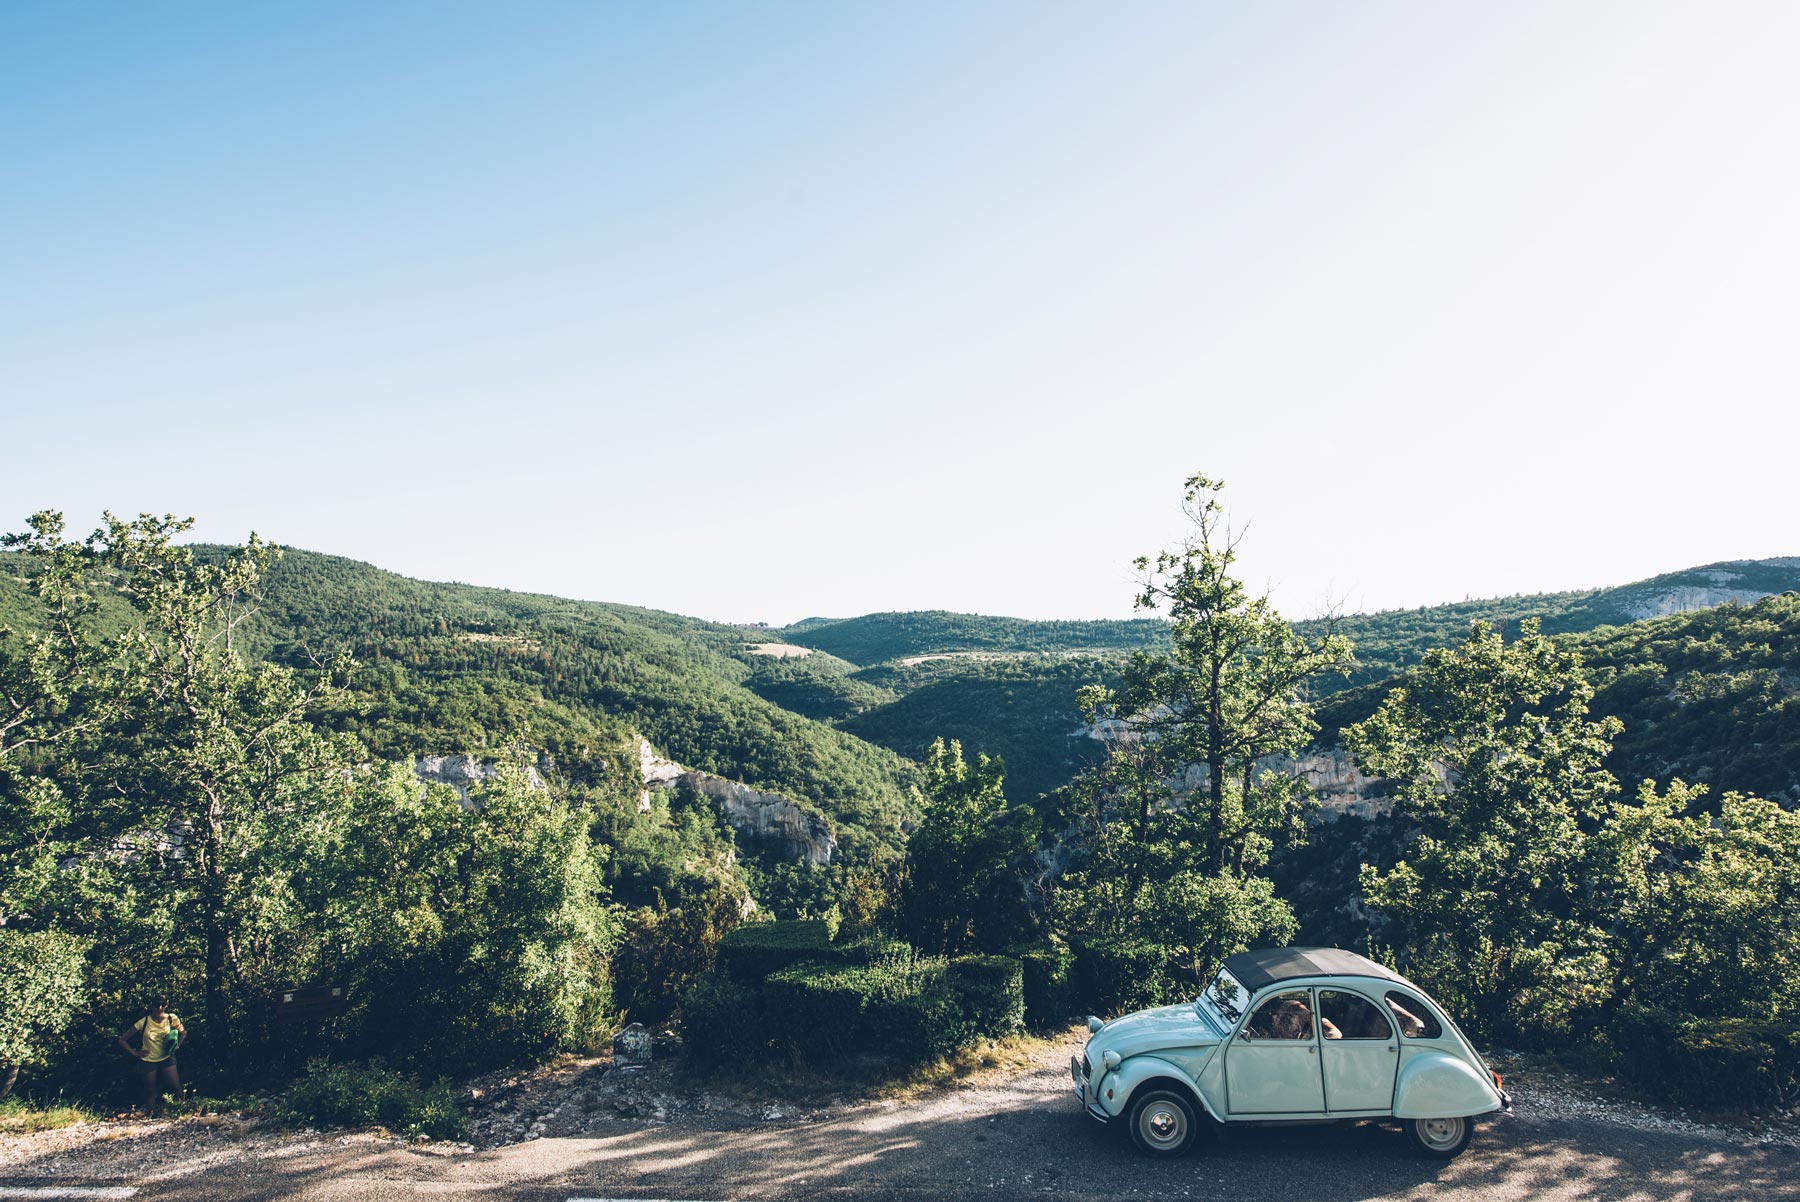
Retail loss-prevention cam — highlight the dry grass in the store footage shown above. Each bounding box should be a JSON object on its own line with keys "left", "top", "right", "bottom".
{"left": 0, "top": 1098, "right": 94, "bottom": 1133}
{"left": 878, "top": 1031, "right": 1072, "bottom": 1100}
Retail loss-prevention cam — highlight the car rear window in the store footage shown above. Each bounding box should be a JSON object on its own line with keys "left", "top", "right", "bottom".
{"left": 1320, "top": 990, "right": 1391, "bottom": 1040}
{"left": 1384, "top": 990, "right": 1443, "bottom": 1040}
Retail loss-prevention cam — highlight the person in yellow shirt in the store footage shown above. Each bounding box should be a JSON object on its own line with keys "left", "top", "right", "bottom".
{"left": 116, "top": 996, "right": 186, "bottom": 1116}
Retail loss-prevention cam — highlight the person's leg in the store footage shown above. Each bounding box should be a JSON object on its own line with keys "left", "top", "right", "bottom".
{"left": 139, "top": 1066, "right": 158, "bottom": 1114}
{"left": 157, "top": 1062, "right": 180, "bottom": 1112}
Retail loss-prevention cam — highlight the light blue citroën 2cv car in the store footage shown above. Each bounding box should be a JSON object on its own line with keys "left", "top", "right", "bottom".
{"left": 1073, "top": 947, "right": 1512, "bottom": 1159}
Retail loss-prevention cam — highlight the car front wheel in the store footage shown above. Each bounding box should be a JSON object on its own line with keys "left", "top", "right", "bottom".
{"left": 1405, "top": 1115, "right": 1473, "bottom": 1159}
{"left": 1127, "top": 1088, "right": 1199, "bottom": 1157}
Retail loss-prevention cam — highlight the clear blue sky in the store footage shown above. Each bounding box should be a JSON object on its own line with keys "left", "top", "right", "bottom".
{"left": 4, "top": 2, "right": 1796, "bottom": 623}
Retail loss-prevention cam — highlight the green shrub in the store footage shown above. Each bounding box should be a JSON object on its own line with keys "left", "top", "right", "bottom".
{"left": 283, "top": 1061, "right": 465, "bottom": 1140}
{"left": 1013, "top": 943, "right": 1074, "bottom": 1031}
{"left": 716, "top": 920, "right": 843, "bottom": 981}
{"left": 1069, "top": 936, "right": 1179, "bottom": 1017}
{"left": 1611, "top": 1004, "right": 1800, "bottom": 1111}
{"left": 867, "top": 974, "right": 964, "bottom": 1063}
{"left": 679, "top": 975, "right": 778, "bottom": 1068}
{"left": 948, "top": 955, "right": 1025, "bottom": 1040}
{"left": 763, "top": 962, "right": 879, "bottom": 1057}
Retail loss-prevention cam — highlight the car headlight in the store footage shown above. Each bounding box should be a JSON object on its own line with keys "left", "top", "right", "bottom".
{"left": 1087, "top": 1016, "right": 1104, "bottom": 1034}
{"left": 1101, "top": 1050, "right": 1122, "bottom": 1072}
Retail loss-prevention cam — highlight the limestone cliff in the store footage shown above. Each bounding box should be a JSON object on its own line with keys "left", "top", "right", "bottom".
{"left": 634, "top": 738, "right": 838, "bottom": 866}
{"left": 414, "top": 753, "right": 548, "bottom": 809}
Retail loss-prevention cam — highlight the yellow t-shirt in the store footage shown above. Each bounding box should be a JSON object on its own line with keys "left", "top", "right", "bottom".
{"left": 134, "top": 1014, "right": 179, "bottom": 1062}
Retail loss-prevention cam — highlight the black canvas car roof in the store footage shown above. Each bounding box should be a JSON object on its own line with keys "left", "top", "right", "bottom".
{"left": 1222, "top": 947, "right": 1405, "bottom": 995}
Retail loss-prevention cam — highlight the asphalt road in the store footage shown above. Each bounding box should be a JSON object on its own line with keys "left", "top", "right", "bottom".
{"left": 6, "top": 1050, "right": 1794, "bottom": 1202}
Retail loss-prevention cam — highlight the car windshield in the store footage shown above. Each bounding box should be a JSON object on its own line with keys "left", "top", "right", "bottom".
{"left": 1200, "top": 968, "right": 1246, "bottom": 1025}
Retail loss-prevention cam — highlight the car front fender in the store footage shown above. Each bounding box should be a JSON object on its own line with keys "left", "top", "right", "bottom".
{"left": 1096, "top": 1055, "right": 1220, "bottom": 1123}
{"left": 1393, "top": 1050, "right": 1505, "bottom": 1119}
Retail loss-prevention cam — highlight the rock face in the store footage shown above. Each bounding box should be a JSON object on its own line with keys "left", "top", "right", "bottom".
{"left": 635, "top": 738, "right": 838, "bottom": 865}
{"left": 414, "top": 754, "right": 548, "bottom": 810}
{"left": 1622, "top": 585, "right": 1772, "bottom": 620}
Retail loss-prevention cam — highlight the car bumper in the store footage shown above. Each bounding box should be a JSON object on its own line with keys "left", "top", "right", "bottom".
{"left": 1070, "top": 1054, "right": 1110, "bottom": 1124}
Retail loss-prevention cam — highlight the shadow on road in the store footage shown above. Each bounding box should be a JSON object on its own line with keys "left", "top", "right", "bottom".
{"left": 56, "top": 1087, "right": 1792, "bottom": 1202}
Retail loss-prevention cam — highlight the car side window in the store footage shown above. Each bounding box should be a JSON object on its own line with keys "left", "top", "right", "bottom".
{"left": 1245, "top": 990, "right": 1315, "bottom": 1040}
{"left": 1319, "top": 990, "right": 1391, "bottom": 1040}
{"left": 1383, "top": 990, "right": 1442, "bottom": 1040}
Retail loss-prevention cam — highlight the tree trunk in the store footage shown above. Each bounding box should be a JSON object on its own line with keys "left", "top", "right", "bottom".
{"left": 202, "top": 806, "right": 234, "bottom": 1053}
{"left": 0, "top": 1064, "right": 18, "bottom": 1099}
{"left": 1208, "top": 738, "right": 1226, "bottom": 874}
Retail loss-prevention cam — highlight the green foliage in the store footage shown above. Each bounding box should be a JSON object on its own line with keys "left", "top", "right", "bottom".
{"left": 0, "top": 929, "right": 88, "bottom": 1071}
{"left": 898, "top": 740, "right": 1038, "bottom": 956}
{"left": 326, "top": 761, "right": 619, "bottom": 1073}
{"left": 778, "top": 611, "right": 1168, "bottom": 667}
{"left": 744, "top": 652, "right": 896, "bottom": 722}
{"left": 715, "top": 919, "right": 843, "bottom": 981}
{"left": 1597, "top": 780, "right": 1800, "bottom": 1022}
{"left": 1295, "top": 559, "right": 1800, "bottom": 690}
{"left": 1012, "top": 943, "right": 1074, "bottom": 1031}
{"left": 236, "top": 549, "right": 915, "bottom": 855}
{"left": 841, "top": 657, "right": 1115, "bottom": 806}
{"left": 1346, "top": 620, "right": 1621, "bottom": 1043}
{"left": 946, "top": 955, "right": 1025, "bottom": 1039}
{"left": 1611, "top": 1005, "right": 1800, "bottom": 1111}
{"left": 1068, "top": 936, "right": 1181, "bottom": 1017}
{"left": 686, "top": 940, "right": 1024, "bottom": 1071}
{"left": 282, "top": 1061, "right": 466, "bottom": 1139}
{"left": 1572, "top": 593, "right": 1800, "bottom": 804}
{"left": 1052, "top": 476, "right": 1320, "bottom": 997}
{"left": 678, "top": 975, "right": 773, "bottom": 1067}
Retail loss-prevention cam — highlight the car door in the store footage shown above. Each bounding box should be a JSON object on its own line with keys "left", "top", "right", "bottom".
{"left": 1317, "top": 988, "right": 1399, "bottom": 1113}
{"left": 1225, "top": 989, "right": 1325, "bottom": 1114}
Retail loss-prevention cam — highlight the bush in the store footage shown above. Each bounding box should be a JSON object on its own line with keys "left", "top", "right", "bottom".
{"left": 1611, "top": 1004, "right": 1800, "bottom": 1111}
{"left": 866, "top": 974, "right": 963, "bottom": 1063}
{"left": 283, "top": 1061, "right": 465, "bottom": 1139}
{"left": 716, "top": 920, "right": 843, "bottom": 981}
{"left": 763, "top": 962, "right": 880, "bottom": 1057}
{"left": 679, "top": 975, "right": 776, "bottom": 1068}
{"left": 948, "top": 956, "right": 1024, "bottom": 1040}
{"left": 1013, "top": 943, "right": 1074, "bottom": 1031}
{"left": 1069, "top": 936, "right": 1180, "bottom": 1017}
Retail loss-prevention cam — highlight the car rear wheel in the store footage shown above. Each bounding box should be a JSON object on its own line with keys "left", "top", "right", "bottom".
{"left": 1127, "top": 1088, "right": 1199, "bottom": 1157}
{"left": 1405, "top": 1115, "right": 1473, "bottom": 1158}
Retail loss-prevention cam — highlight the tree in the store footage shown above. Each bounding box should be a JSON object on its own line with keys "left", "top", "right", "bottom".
{"left": 1345, "top": 620, "right": 1621, "bottom": 1041}
{"left": 1095, "top": 475, "right": 1352, "bottom": 874}
{"left": 1057, "top": 475, "right": 1346, "bottom": 981}
{"left": 898, "top": 738, "right": 1039, "bottom": 955}
{"left": 1597, "top": 779, "right": 1800, "bottom": 1022}
{"left": 87, "top": 513, "right": 357, "bottom": 1053}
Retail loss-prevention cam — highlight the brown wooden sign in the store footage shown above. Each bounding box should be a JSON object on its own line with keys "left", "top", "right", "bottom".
{"left": 276, "top": 985, "right": 348, "bottom": 1024}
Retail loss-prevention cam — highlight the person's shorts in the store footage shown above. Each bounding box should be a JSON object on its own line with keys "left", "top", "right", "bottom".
{"left": 135, "top": 1056, "right": 177, "bottom": 1075}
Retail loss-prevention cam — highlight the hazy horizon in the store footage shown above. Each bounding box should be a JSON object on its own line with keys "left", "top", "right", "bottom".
{"left": 6, "top": 3, "right": 1797, "bottom": 623}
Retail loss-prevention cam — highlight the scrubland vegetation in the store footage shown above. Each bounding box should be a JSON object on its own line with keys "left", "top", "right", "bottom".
{"left": 3, "top": 479, "right": 1797, "bottom": 1122}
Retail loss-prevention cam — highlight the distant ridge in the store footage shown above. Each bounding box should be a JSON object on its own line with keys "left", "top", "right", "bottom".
{"left": 777, "top": 558, "right": 1800, "bottom": 684}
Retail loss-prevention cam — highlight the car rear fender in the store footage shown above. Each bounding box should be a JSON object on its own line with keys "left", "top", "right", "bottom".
{"left": 1392, "top": 1049, "right": 1505, "bottom": 1119}
{"left": 1101, "top": 1056, "right": 1220, "bottom": 1123}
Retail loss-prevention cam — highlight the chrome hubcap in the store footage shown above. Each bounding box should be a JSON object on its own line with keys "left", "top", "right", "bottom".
{"left": 1144, "top": 1106, "right": 1184, "bottom": 1144}
{"left": 1420, "top": 1117, "right": 1465, "bottom": 1149}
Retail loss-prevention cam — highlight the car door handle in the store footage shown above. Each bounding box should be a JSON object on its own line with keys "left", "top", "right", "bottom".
{"left": 1387, "top": 1046, "right": 1397, "bottom": 1053}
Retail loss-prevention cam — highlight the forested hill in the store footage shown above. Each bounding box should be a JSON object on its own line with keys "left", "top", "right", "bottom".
{"left": 0, "top": 547, "right": 918, "bottom": 856}
{"left": 778, "top": 558, "right": 1800, "bottom": 681}
{"left": 1301, "top": 557, "right": 1800, "bottom": 687}
{"left": 765, "top": 558, "right": 1800, "bottom": 808}
{"left": 253, "top": 550, "right": 918, "bottom": 851}
{"left": 775, "top": 610, "right": 1170, "bottom": 666}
